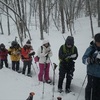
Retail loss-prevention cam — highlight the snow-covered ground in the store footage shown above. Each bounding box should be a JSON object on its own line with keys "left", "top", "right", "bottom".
{"left": 0, "top": 16, "right": 100, "bottom": 100}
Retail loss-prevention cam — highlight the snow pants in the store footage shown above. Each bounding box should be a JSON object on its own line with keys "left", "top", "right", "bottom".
{"left": 38, "top": 63, "right": 50, "bottom": 81}
{"left": 12, "top": 61, "right": 19, "bottom": 71}
{"left": 22, "top": 60, "right": 32, "bottom": 75}
{"left": 58, "top": 61, "right": 75, "bottom": 90}
{"left": 0, "top": 59, "right": 8, "bottom": 68}
{"left": 85, "top": 75, "right": 100, "bottom": 100}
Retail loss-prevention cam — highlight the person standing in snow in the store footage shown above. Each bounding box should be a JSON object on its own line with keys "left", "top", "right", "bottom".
{"left": 8, "top": 41, "right": 21, "bottom": 72}
{"left": 0, "top": 43, "right": 8, "bottom": 69}
{"left": 21, "top": 40, "right": 35, "bottom": 77}
{"left": 58, "top": 36, "right": 78, "bottom": 93}
{"left": 82, "top": 33, "right": 100, "bottom": 100}
{"left": 37, "top": 40, "right": 53, "bottom": 83}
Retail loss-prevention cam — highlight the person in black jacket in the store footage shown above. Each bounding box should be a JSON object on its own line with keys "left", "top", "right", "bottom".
{"left": 58, "top": 36, "right": 78, "bottom": 93}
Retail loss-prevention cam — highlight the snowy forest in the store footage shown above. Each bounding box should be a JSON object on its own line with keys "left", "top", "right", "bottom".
{"left": 0, "top": 0, "right": 100, "bottom": 43}
{"left": 0, "top": 1, "right": 100, "bottom": 100}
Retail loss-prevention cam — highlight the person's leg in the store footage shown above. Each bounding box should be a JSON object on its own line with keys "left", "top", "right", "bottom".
{"left": 44, "top": 63, "right": 50, "bottom": 81}
{"left": 12, "top": 61, "right": 16, "bottom": 71}
{"left": 0, "top": 60, "right": 3, "bottom": 69}
{"left": 16, "top": 61, "right": 20, "bottom": 72}
{"left": 85, "top": 75, "right": 93, "bottom": 100}
{"left": 38, "top": 63, "right": 45, "bottom": 81}
{"left": 65, "top": 66, "right": 75, "bottom": 91}
{"left": 58, "top": 68, "right": 66, "bottom": 91}
{"left": 22, "top": 61, "right": 27, "bottom": 74}
{"left": 4, "top": 59, "right": 8, "bottom": 68}
{"left": 92, "top": 77, "right": 100, "bottom": 100}
{"left": 27, "top": 61, "right": 32, "bottom": 75}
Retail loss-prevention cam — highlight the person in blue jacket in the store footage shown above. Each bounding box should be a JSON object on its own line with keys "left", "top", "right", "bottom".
{"left": 82, "top": 33, "right": 100, "bottom": 100}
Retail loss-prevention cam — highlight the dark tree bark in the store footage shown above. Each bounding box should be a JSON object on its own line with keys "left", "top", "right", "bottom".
{"left": 38, "top": 0, "right": 44, "bottom": 40}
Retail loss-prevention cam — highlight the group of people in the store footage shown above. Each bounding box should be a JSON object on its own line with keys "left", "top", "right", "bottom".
{"left": 0, "top": 33, "right": 100, "bottom": 100}
{"left": 0, "top": 40, "right": 35, "bottom": 77}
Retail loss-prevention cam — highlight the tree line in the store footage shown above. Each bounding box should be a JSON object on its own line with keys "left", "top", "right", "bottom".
{"left": 0, "top": 0, "right": 99, "bottom": 45}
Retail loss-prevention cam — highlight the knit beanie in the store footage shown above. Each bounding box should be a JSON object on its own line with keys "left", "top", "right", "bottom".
{"left": 42, "top": 40, "right": 49, "bottom": 45}
{"left": 94, "top": 33, "right": 100, "bottom": 42}
{"left": 26, "top": 40, "right": 31, "bottom": 46}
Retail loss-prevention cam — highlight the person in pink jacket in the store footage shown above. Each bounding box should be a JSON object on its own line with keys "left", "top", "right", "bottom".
{"left": 37, "top": 40, "right": 53, "bottom": 83}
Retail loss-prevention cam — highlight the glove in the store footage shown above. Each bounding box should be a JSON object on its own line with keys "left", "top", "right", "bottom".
{"left": 12, "top": 51, "right": 17, "bottom": 55}
{"left": 86, "top": 57, "right": 94, "bottom": 64}
{"left": 29, "top": 52, "right": 35, "bottom": 57}
{"left": 16, "top": 51, "right": 20, "bottom": 55}
{"left": 45, "top": 53, "right": 49, "bottom": 58}
{"left": 93, "top": 52, "right": 100, "bottom": 64}
{"left": 65, "top": 53, "right": 71, "bottom": 59}
{"left": 70, "top": 54, "right": 76, "bottom": 58}
{"left": 96, "top": 52, "right": 100, "bottom": 59}
{"left": 95, "top": 58, "right": 100, "bottom": 64}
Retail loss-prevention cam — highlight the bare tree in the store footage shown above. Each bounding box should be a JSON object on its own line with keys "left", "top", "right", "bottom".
{"left": 38, "top": 0, "right": 44, "bottom": 40}
{"left": 97, "top": 0, "right": 100, "bottom": 27}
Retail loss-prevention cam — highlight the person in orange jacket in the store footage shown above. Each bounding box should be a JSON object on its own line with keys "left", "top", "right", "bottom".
{"left": 21, "top": 40, "right": 35, "bottom": 77}
{"left": 8, "top": 41, "right": 21, "bottom": 72}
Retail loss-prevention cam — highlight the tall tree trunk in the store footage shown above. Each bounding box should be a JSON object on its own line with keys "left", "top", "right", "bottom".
{"left": 59, "top": 0, "right": 65, "bottom": 33}
{"left": 97, "top": 0, "right": 100, "bottom": 27}
{"left": 38, "top": 0, "right": 44, "bottom": 40}
{"left": 5, "top": 0, "right": 10, "bottom": 35}
{"left": 87, "top": 0, "right": 94, "bottom": 38}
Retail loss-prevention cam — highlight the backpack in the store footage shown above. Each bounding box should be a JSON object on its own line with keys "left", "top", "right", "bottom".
{"left": 34, "top": 46, "right": 43, "bottom": 62}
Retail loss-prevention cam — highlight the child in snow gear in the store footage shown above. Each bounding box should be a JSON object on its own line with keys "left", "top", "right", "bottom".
{"left": 21, "top": 40, "right": 35, "bottom": 77}
{"left": 0, "top": 43, "right": 8, "bottom": 69}
{"left": 37, "top": 40, "right": 53, "bottom": 83}
{"left": 82, "top": 33, "right": 100, "bottom": 100}
{"left": 8, "top": 41, "right": 21, "bottom": 72}
{"left": 58, "top": 36, "right": 78, "bottom": 93}
{"left": 26, "top": 92, "right": 35, "bottom": 100}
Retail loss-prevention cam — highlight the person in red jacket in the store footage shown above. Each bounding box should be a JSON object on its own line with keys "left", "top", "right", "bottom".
{"left": 21, "top": 40, "right": 35, "bottom": 77}
{"left": 0, "top": 43, "right": 8, "bottom": 69}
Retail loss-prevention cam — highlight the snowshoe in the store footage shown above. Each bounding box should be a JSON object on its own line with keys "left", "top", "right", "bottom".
{"left": 27, "top": 74, "right": 32, "bottom": 77}
{"left": 65, "top": 88, "right": 71, "bottom": 93}
{"left": 58, "top": 89, "right": 64, "bottom": 93}
{"left": 46, "top": 79, "right": 52, "bottom": 84}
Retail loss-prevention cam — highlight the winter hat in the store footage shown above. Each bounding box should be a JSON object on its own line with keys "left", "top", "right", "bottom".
{"left": 65, "top": 36, "right": 74, "bottom": 46}
{"left": 26, "top": 40, "right": 31, "bottom": 46}
{"left": 42, "top": 40, "right": 49, "bottom": 45}
{"left": 11, "top": 41, "right": 18, "bottom": 47}
{"left": 0, "top": 43, "right": 5, "bottom": 49}
{"left": 94, "top": 33, "right": 100, "bottom": 42}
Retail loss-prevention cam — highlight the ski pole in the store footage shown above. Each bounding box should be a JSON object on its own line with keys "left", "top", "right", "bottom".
{"left": 76, "top": 75, "right": 87, "bottom": 100}
{"left": 42, "top": 62, "right": 47, "bottom": 99}
{"left": 26, "top": 92, "right": 35, "bottom": 100}
{"left": 31, "top": 62, "right": 36, "bottom": 75}
{"left": 52, "top": 63, "right": 57, "bottom": 100}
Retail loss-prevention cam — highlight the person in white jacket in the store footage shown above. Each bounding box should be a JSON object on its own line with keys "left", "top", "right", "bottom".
{"left": 37, "top": 40, "right": 53, "bottom": 83}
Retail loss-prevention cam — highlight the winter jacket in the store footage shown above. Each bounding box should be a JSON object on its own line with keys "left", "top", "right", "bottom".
{"left": 8, "top": 46, "right": 21, "bottom": 61}
{"left": 21, "top": 45, "right": 35, "bottom": 61}
{"left": 37, "top": 45, "right": 53, "bottom": 63}
{"left": 0, "top": 49, "right": 8, "bottom": 60}
{"left": 59, "top": 44, "right": 78, "bottom": 63}
{"left": 82, "top": 41, "right": 100, "bottom": 78}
